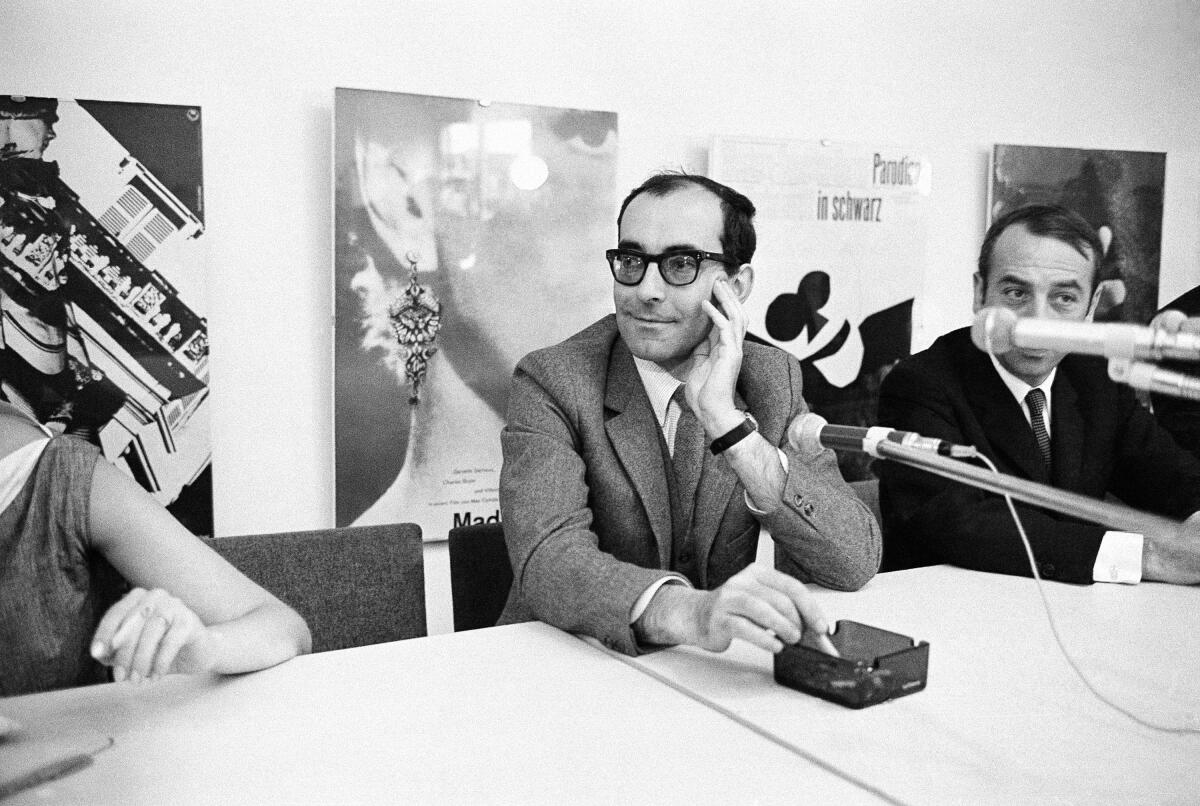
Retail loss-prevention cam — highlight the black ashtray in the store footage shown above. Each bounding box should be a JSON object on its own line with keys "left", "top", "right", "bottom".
{"left": 773, "top": 620, "right": 929, "bottom": 709}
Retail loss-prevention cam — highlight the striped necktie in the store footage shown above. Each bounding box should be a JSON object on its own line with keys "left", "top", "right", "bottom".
{"left": 1025, "top": 388, "right": 1051, "bottom": 470}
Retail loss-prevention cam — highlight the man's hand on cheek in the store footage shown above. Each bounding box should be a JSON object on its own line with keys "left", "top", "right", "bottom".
{"left": 688, "top": 275, "right": 747, "bottom": 437}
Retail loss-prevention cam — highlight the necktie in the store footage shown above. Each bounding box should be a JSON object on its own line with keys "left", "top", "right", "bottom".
{"left": 1025, "top": 388, "right": 1052, "bottom": 470}
{"left": 670, "top": 386, "right": 704, "bottom": 523}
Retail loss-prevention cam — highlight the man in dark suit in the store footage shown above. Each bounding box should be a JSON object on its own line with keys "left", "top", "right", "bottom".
{"left": 499, "top": 173, "right": 881, "bottom": 656}
{"left": 878, "top": 204, "right": 1200, "bottom": 585}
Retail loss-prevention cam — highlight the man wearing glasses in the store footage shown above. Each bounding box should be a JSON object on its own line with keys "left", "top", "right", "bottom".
{"left": 498, "top": 172, "right": 880, "bottom": 655}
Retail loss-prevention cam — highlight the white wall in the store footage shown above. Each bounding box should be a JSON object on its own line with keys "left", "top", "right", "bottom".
{"left": 5, "top": 0, "right": 1199, "bottom": 635}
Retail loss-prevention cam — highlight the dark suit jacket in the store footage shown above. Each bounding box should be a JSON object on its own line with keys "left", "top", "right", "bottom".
{"left": 878, "top": 327, "right": 1200, "bottom": 581}
{"left": 498, "top": 315, "right": 881, "bottom": 654}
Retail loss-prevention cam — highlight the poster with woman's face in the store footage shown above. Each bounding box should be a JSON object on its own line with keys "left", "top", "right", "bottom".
{"left": 333, "top": 89, "right": 617, "bottom": 536}
{"left": 990, "top": 144, "right": 1166, "bottom": 325}
{"left": 0, "top": 95, "right": 209, "bottom": 534}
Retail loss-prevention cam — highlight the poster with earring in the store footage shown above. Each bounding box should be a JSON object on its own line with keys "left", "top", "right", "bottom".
{"left": 710, "top": 137, "right": 929, "bottom": 481}
{"left": 0, "top": 95, "right": 210, "bottom": 534}
{"left": 333, "top": 88, "right": 617, "bottom": 535}
{"left": 989, "top": 144, "right": 1165, "bottom": 325}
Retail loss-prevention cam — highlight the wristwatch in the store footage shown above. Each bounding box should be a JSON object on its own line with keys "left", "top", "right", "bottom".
{"left": 710, "top": 412, "right": 758, "bottom": 454}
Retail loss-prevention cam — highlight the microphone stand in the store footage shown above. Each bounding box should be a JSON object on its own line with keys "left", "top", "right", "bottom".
{"left": 875, "top": 441, "right": 1180, "bottom": 537}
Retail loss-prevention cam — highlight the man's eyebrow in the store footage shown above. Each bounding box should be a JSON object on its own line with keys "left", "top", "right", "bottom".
{"left": 995, "top": 273, "right": 1031, "bottom": 286}
{"left": 1050, "top": 279, "right": 1086, "bottom": 291}
{"left": 616, "top": 240, "right": 702, "bottom": 252}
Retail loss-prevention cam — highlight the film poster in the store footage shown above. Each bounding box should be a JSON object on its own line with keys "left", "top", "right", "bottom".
{"left": 334, "top": 88, "right": 617, "bottom": 537}
{"left": 0, "top": 95, "right": 210, "bottom": 534}
{"left": 990, "top": 144, "right": 1166, "bottom": 325}
{"left": 711, "top": 137, "right": 930, "bottom": 480}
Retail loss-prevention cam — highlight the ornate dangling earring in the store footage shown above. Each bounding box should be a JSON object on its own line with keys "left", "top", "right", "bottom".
{"left": 387, "top": 250, "right": 442, "bottom": 404}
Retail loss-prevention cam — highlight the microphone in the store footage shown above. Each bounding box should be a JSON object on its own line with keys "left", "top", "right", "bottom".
{"left": 972, "top": 307, "right": 1200, "bottom": 362}
{"left": 788, "top": 413, "right": 978, "bottom": 460}
{"left": 1107, "top": 359, "right": 1200, "bottom": 401}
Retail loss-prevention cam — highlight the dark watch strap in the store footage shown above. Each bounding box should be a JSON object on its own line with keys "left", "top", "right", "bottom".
{"left": 710, "top": 413, "right": 757, "bottom": 454}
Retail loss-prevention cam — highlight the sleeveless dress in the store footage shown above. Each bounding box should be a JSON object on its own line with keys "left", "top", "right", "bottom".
{"left": 0, "top": 434, "right": 124, "bottom": 696}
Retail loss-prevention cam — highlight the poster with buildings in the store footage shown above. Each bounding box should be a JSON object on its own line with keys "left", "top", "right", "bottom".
{"left": 989, "top": 144, "right": 1166, "bottom": 325}
{"left": 333, "top": 88, "right": 617, "bottom": 536}
{"left": 0, "top": 95, "right": 210, "bottom": 534}
{"left": 711, "top": 137, "right": 930, "bottom": 479}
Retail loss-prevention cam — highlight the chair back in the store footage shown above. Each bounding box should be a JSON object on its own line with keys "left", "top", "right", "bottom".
{"left": 207, "top": 523, "right": 425, "bottom": 652}
{"left": 447, "top": 521, "right": 512, "bottom": 631}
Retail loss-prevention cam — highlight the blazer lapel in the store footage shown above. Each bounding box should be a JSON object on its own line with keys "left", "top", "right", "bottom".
{"left": 960, "top": 339, "right": 1050, "bottom": 483}
{"left": 604, "top": 341, "right": 673, "bottom": 568}
{"left": 690, "top": 388, "right": 745, "bottom": 581}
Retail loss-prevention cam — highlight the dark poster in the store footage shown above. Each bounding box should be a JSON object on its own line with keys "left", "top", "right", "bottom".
{"left": 990, "top": 144, "right": 1166, "bottom": 325}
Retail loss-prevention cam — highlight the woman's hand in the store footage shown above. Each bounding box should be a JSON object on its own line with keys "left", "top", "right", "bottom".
{"left": 90, "top": 587, "right": 219, "bottom": 683}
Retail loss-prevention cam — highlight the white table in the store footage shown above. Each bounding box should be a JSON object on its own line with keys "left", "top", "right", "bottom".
{"left": 624, "top": 566, "right": 1200, "bottom": 805}
{"left": 0, "top": 621, "right": 873, "bottom": 805}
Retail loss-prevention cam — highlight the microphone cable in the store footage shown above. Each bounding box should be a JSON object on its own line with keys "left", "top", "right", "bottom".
{"left": 982, "top": 311, "right": 1200, "bottom": 734}
{"left": 977, "top": 452, "right": 1200, "bottom": 736}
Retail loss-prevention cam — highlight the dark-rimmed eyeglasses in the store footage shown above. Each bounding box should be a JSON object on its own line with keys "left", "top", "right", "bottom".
{"left": 605, "top": 248, "right": 738, "bottom": 287}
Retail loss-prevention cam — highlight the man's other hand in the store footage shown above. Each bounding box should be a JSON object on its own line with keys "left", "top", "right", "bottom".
{"left": 1143, "top": 511, "right": 1200, "bottom": 585}
{"left": 634, "top": 564, "right": 836, "bottom": 654}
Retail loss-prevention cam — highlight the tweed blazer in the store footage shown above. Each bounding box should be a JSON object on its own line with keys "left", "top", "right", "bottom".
{"left": 878, "top": 327, "right": 1200, "bottom": 581}
{"left": 498, "top": 315, "right": 880, "bottom": 655}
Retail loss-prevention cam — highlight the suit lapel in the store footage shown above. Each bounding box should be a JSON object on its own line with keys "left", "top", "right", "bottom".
{"left": 1050, "top": 368, "right": 1085, "bottom": 491}
{"left": 693, "top": 347, "right": 791, "bottom": 576}
{"left": 604, "top": 341, "right": 673, "bottom": 568}
{"left": 690, "top": 388, "right": 745, "bottom": 580}
{"left": 959, "top": 336, "right": 1050, "bottom": 483}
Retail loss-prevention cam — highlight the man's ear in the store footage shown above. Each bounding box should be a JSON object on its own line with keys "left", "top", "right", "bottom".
{"left": 730, "top": 263, "right": 754, "bottom": 302}
{"left": 972, "top": 272, "right": 985, "bottom": 314}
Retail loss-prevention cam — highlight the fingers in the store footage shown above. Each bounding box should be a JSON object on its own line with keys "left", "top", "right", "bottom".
{"left": 151, "top": 612, "right": 202, "bottom": 678}
{"left": 90, "top": 588, "right": 147, "bottom": 663}
{"left": 728, "top": 615, "right": 785, "bottom": 654}
{"left": 91, "top": 588, "right": 206, "bottom": 683}
{"left": 745, "top": 564, "right": 832, "bottom": 636}
{"left": 704, "top": 277, "right": 747, "bottom": 340}
{"left": 700, "top": 566, "right": 835, "bottom": 655}
{"left": 130, "top": 612, "right": 171, "bottom": 681}
{"left": 1151, "top": 309, "right": 1186, "bottom": 334}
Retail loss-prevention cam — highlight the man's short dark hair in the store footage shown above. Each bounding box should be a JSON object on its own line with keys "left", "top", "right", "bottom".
{"left": 0, "top": 96, "right": 58, "bottom": 125}
{"left": 978, "top": 203, "right": 1103, "bottom": 289}
{"left": 617, "top": 172, "right": 756, "bottom": 267}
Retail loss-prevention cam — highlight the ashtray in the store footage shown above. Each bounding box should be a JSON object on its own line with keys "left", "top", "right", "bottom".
{"left": 773, "top": 620, "right": 929, "bottom": 709}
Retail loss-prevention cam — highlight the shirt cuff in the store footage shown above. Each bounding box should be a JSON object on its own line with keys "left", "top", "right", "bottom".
{"left": 1092, "top": 531, "right": 1144, "bottom": 584}
{"left": 745, "top": 447, "right": 789, "bottom": 514}
{"left": 630, "top": 575, "right": 691, "bottom": 623}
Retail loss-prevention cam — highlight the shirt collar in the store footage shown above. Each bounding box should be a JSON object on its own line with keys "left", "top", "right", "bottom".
{"left": 632, "top": 356, "right": 684, "bottom": 427}
{"left": 987, "top": 351, "right": 1055, "bottom": 408}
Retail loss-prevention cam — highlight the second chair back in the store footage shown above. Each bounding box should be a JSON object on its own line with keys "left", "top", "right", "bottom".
{"left": 447, "top": 521, "right": 512, "bottom": 631}
{"left": 207, "top": 523, "right": 426, "bottom": 652}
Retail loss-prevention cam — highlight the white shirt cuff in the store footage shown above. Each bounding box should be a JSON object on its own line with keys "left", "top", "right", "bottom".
{"left": 630, "top": 575, "right": 691, "bottom": 623}
{"left": 1093, "top": 531, "right": 1144, "bottom": 584}
{"left": 745, "top": 447, "right": 789, "bottom": 514}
